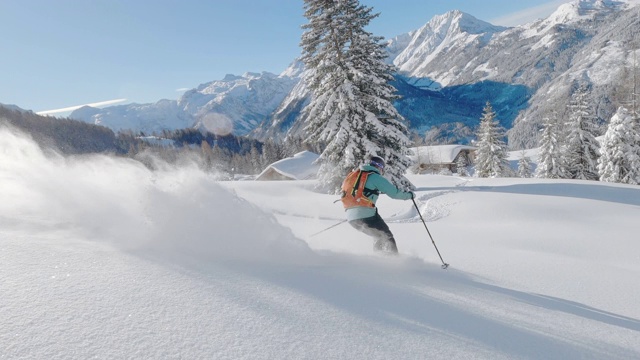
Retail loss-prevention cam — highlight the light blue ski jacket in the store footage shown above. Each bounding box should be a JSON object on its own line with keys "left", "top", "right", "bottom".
{"left": 345, "top": 164, "right": 413, "bottom": 221}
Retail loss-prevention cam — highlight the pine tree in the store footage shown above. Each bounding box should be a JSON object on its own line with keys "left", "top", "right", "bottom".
{"left": 211, "top": 143, "right": 232, "bottom": 178}
{"left": 455, "top": 152, "right": 469, "bottom": 176}
{"left": 201, "top": 140, "right": 214, "bottom": 171}
{"left": 473, "top": 102, "right": 510, "bottom": 178}
{"left": 564, "top": 84, "right": 600, "bottom": 180}
{"left": 249, "top": 144, "right": 262, "bottom": 174}
{"left": 300, "top": 0, "right": 411, "bottom": 192}
{"left": 517, "top": 150, "right": 533, "bottom": 178}
{"left": 535, "top": 114, "right": 568, "bottom": 179}
{"left": 261, "top": 140, "right": 283, "bottom": 167}
{"left": 598, "top": 107, "right": 640, "bottom": 184}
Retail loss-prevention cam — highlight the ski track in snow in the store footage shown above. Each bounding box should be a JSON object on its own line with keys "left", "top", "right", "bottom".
{"left": 387, "top": 190, "right": 459, "bottom": 223}
{"left": 269, "top": 209, "right": 343, "bottom": 222}
{"left": 269, "top": 180, "right": 469, "bottom": 225}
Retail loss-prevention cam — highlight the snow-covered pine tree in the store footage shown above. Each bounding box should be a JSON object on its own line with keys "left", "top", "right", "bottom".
{"left": 200, "top": 140, "right": 214, "bottom": 171}
{"left": 249, "top": 144, "right": 262, "bottom": 174}
{"left": 598, "top": 107, "right": 640, "bottom": 184}
{"left": 300, "top": 0, "right": 411, "bottom": 192}
{"left": 261, "top": 140, "right": 285, "bottom": 167}
{"left": 535, "top": 114, "right": 568, "bottom": 179}
{"left": 347, "top": 8, "right": 412, "bottom": 188}
{"left": 564, "top": 84, "right": 600, "bottom": 180}
{"left": 473, "top": 102, "right": 510, "bottom": 178}
{"left": 517, "top": 150, "right": 533, "bottom": 178}
{"left": 455, "top": 152, "right": 469, "bottom": 176}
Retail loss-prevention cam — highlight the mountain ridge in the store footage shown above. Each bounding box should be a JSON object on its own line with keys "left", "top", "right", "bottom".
{"left": 66, "top": 0, "right": 640, "bottom": 148}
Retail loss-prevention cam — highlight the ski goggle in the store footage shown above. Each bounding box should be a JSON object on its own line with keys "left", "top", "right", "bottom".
{"left": 370, "top": 160, "right": 385, "bottom": 170}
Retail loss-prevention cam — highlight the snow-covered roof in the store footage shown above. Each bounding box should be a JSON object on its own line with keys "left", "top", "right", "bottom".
{"left": 256, "top": 151, "right": 320, "bottom": 180}
{"left": 409, "top": 145, "right": 476, "bottom": 164}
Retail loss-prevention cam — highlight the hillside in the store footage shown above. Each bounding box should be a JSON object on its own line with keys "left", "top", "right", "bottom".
{"left": 0, "top": 104, "right": 121, "bottom": 154}
{"left": 2, "top": 127, "right": 639, "bottom": 359}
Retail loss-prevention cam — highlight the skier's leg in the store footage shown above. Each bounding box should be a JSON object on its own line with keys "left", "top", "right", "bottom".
{"left": 352, "top": 212, "right": 398, "bottom": 253}
{"left": 369, "top": 212, "right": 398, "bottom": 253}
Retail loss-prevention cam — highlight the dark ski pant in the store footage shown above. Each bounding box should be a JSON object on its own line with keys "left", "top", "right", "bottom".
{"left": 348, "top": 211, "right": 398, "bottom": 254}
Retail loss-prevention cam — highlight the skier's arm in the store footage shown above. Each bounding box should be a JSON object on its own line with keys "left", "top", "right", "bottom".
{"left": 369, "top": 173, "right": 413, "bottom": 200}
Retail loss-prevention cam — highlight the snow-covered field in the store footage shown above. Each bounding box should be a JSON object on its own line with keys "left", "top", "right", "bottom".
{"left": 2, "top": 127, "right": 639, "bottom": 359}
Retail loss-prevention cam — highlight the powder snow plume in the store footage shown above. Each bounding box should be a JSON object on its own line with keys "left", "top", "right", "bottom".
{"left": 0, "top": 126, "right": 313, "bottom": 264}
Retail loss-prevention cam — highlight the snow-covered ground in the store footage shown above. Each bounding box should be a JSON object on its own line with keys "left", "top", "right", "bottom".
{"left": 2, "top": 127, "right": 639, "bottom": 359}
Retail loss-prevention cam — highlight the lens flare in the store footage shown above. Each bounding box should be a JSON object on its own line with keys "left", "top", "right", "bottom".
{"left": 200, "top": 113, "right": 233, "bottom": 136}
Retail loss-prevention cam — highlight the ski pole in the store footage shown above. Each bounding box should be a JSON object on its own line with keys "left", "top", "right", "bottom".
{"left": 309, "top": 219, "right": 347, "bottom": 238}
{"left": 412, "top": 198, "right": 449, "bottom": 269}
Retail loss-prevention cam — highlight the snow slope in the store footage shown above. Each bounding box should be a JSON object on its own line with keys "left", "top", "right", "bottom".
{"left": 1, "top": 127, "right": 639, "bottom": 359}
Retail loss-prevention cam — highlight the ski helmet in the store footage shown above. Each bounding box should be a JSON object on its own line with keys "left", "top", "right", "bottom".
{"left": 369, "top": 156, "right": 385, "bottom": 171}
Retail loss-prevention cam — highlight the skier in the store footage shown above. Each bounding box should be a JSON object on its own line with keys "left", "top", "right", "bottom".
{"left": 340, "top": 155, "right": 414, "bottom": 254}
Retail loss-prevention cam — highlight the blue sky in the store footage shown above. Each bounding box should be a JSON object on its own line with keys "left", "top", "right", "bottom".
{"left": 0, "top": 0, "right": 570, "bottom": 115}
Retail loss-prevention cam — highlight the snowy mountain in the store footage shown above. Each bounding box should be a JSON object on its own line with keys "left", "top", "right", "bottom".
{"left": 70, "top": 72, "right": 298, "bottom": 136}
{"left": 250, "top": 62, "right": 311, "bottom": 142}
{"left": 2, "top": 126, "right": 639, "bottom": 359}
{"left": 388, "top": 0, "right": 640, "bottom": 147}
{"left": 69, "top": 0, "right": 640, "bottom": 147}
{"left": 181, "top": 71, "right": 298, "bottom": 135}
{"left": 389, "top": 10, "right": 508, "bottom": 83}
{"left": 69, "top": 99, "right": 194, "bottom": 134}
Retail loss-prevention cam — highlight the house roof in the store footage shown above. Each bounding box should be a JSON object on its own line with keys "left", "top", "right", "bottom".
{"left": 256, "top": 151, "right": 320, "bottom": 180}
{"left": 409, "top": 145, "right": 476, "bottom": 164}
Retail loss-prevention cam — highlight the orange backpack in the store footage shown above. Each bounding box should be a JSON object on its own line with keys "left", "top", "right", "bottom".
{"left": 340, "top": 170, "right": 376, "bottom": 209}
